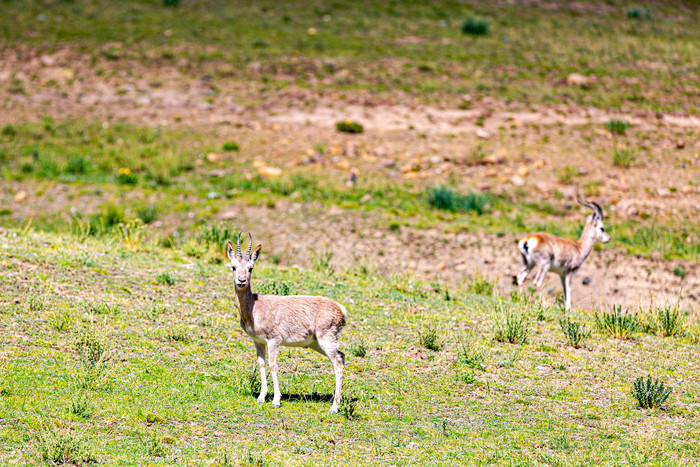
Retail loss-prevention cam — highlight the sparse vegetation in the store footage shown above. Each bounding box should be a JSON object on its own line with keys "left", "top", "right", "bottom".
{"left": 557, "top": 165, "right": 578, "bottom": 184}
{"left": 605, "top": 119, "right": 630, "bottom": 135}
{"left": 156, "top": 272, "right": 175, "bottom": 285}
{"left": 632, "top": 375, "right": 671, "bottom": 409}
{"left": 467, "top": 270, "right": 495, "bottom": 295}
{"left": 32, "top": 421, "right": 96, "bottom": 465}
{"left": 349, "top": 338, "right": 368, "bottom": 358}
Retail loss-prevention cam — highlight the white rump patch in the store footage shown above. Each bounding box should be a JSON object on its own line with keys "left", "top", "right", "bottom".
{"left": 338, "top": 303, "right": 347, "bottom": 317}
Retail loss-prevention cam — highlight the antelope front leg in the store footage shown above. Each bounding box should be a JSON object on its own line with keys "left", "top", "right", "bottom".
{"left": 254, "top": 342, "right": 268, "bottom": 403}
{"left": 267, "top": 338, "right": 283, "bottom": 408}
{"left": 562, "top": 273, "right": 573, "bottom": 311}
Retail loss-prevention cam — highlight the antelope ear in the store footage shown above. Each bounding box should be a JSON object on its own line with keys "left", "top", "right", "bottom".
{"left": 227, "top": 242, "right": 235, "bottom": 260}
{"left": 252, "top": 244, "right": 262, "bottom": 262}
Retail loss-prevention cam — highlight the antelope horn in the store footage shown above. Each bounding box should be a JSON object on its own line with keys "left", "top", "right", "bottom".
{"left": 246, "top": 232, "right": 253, "bottom": 258}
{"left": 236, "top": 232, "right": 242, "bottom": 258}
{"left": 577, "top": 196, "right": 603, "bottom": 219}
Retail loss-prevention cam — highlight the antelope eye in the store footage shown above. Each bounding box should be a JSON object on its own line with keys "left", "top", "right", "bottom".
{"left": 600, "top": 227, "right": 605, "bottom": 232}
{"left": 231, "top": 266, "right": 236, "bottom": 271}
{"left": 248, "top": 267, "right": 253, "bottom": 272}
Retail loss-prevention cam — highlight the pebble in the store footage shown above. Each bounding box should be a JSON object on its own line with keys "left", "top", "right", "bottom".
{"left": 476, "top": 128, "right": 490, "bottom": 139}
{"left": 676, "top": 140, "right": 685, "bottom": 149}
{"left": 14, "top": 191, "right": 28, "bottom": 203}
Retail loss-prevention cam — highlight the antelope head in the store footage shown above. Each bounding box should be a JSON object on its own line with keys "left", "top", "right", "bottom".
{"left": 227, "top": 232, "right": 262, "bottom": 291}
{"left": 578, "top": 196, "right": 610, "bottom": 243}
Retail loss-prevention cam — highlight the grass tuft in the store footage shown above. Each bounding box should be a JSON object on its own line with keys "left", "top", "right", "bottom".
{"left": 156, "top": 272, "right": 175, "bottom": 286}
{"left": 32, "top": 420, "right": 96, "bottom": 465}
{"left": 612, "top": 148, "right": 636, "bottom": 168}
{"left": 632, "top": 375, "right": 671, "bottom": 409}
{"left": 349, "top": 338, "right": 368, "bottom": 358}
{"left": 427, "top": 185, "right": 489, "bottom": 215}
{"left": 418, "top": 323, "right": 443, "bottom": 351}
{"left": 461, "top": 16, "right": 490, "bottom": 35}
{"left": 605, "top": 118, "right": 630, "bottom": 135}
{"left": 467, "top": 270, "right": 494, "bottom": 295}
{"left": 559, "top": 317, "right": 591, "bottom": 348}
{"left": 336, "top": 120, "right": 363, "bottom": 134}
{"left": 594, "top": 305, "right": 639, "bottom": 339}
{"left": 493, "top": 303, "right": 530, "bottom": 344}
{"left": 656, "top": 304, "right": 685, "bottom": 337}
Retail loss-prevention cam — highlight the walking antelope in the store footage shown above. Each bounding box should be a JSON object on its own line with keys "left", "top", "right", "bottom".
{"left": 515, "top": 197, "right": 610, "bottom": 310}
{"left": 227, "top": 233, "right": 346, "bottom": 412}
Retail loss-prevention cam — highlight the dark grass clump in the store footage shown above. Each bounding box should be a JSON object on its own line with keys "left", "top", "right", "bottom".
{"left": 418, "top": 323, "right": 443, "bottom": 351}
{"left": 137, "top": 205, "right": 158, "bottom": 225}
{"left": 626, "top": 6, "right": 651, "bottom": 20}
{"left": 156, "top": 272, "right": 175, "bottom": 286}
{"left": 349, "top": 338, "right": 368, "bottom": 358}
{"left": 461, "top": 16, "right": 490, "bottom": 35}
{"left": 632, "top": 375, "right": 671, "bottom": 409}
{"left": 594, "top": 305, "right": 639, "bottom": 339}
{"left": 200, "top": 223, "right": 237, "bottom": 249}
{"left": 605, "top": 118, "right": 630, "bottom": 135}
{"left": 336, "top": 120, "right": 364, "bottom": 134}
{"left": 256, "top": 280, "right": 293, "bottom": 296}
{"left": 467, "top": 270, "right": 494, "bottom": 295}
{"left": 559, "top": 317, "right": 591, "bottom": 348}
{"left": 222, "top": 141, "right": 240, "bottom": 151}
{"left": 427, "top": 185, "right": 489, "bottom": 215}
{"left": 612, "top": 148, "right": 636, "bottom": 168}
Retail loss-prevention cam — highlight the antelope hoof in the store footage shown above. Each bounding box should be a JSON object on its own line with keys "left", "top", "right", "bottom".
{"left": 329, "top": 405, "right": 338, "bottom": 414}
{"left": 272, "top": 402, "right": 280, "bottom": 408}
{"left": 256, "top": 395, "right": 266, "bottom": 403}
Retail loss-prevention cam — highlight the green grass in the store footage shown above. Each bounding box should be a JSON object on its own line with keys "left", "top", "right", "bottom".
{"left": 0, "top": 1, "right": 698, "bottom": 112}
{"left": 1, "top": 228, "right": 699, "bottom": 464}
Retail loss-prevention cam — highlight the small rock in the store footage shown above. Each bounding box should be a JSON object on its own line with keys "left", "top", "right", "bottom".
{"left": 430, "top": 155, "right": 443, "bottom": 164}
{"left": 535, "top": 365, "right": 548, "bottom": 371}
{"left": 437, "top": 261, "right": 446, "bottom": 271}
{"left": 257, "top": 166, "right": 282, "bottom": 178}
{"left": 476, "top": 128, "right": 490, "bottom": 139}
{"left": 477, "top": 183, "right": 490, "bottom": 191}
{"left": 680, "top": 186, "right": 693, "bottom": 194}
{"left": 656, "top": 187, "right": 671, "bottom": 197}
{"left": 360, "top": 193, "right": 372, "bottom": 203}
{"left": 566, "top": 73, "right": 592, "bottom": 86}
{"left": 336, "top": 160, "right": 350, "bottom": 170}
{"left": 535, "top": 181, "right": 552, "bottom": 194}
{"left": 206, "top": 152, "right": 223, "bottom": 162}
{"left": 209, "top": 169, "right": 226, "bottom": 178}
{"left": 219, "top": 209, "right": 237, "bottom": 220}
{"left": 484, "top": 169, "right": 498, "bottom": 177}
{"left": 517, "top": 165, "right": 529, "bottom": 177}
{"left": 483, "top": 149, "right": 508, "bottom": 164}
{"left": 534, "top": 159, "right": 545, "bottom": 169}
{"left": 510, "top": 176, "right": 525, "bottom": 187}
{"left": 676, "top": 140, "right": 685, "bottom": 149}
{"left": 582, "top": 277, "right": 591, "bottom": 285}
{"left": 14, "top": 191, "right": 28, "bottom": 203}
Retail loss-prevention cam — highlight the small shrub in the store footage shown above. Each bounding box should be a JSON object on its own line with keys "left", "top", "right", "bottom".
{"left": 656, "top": 304, "right": 685, "bottom": 337}
{"left": 222, "top": 141, "right": 240, "bottom": 151}
{"left": 557, "top": 165, "right": 578, "bottom": 184}
{"left": 605, "top": 118, "right": 630, "bottom": 135}
{"left": 559, "top": 317, "right": 591, "bottom": 348}
{"left": 256, "top": 280, "right": 293, "bottom": 296}
{"left": 626, "top": 6, "right": 651, "bottom": 20}
{"left": 612, "top": 148, "right": 636, "bottom": 168}
{"left": 493, "top": 304, "right": 530, "bottom": 344}
{"left": 672, "top": 266, "right": 686, "bottom": 279}
{"left": 349, "top": 339, "right": 368, "bottom": 358}
{"left": 33, "top": 421, "right": 96, "bottom": 465}
{"left": 69, "top": 393, "right": 90, "bottom": 418}
{"left": 418, "top": 323, "right": 443, "bottom": 351}
{"left": 156, "top": 272, "right": 175, "bottom": 286}
{"left": 461, "top": 16, "right": 490, "bottom": 35}
{"left": 75, "top": 326, "right": 110, "bottom": 370}
{"left": 116, "top": 167, "right": 138, "bottom": 185}
{"left": 467, "top": 270, "right": 494, "bottom": 295}
{"left": 163, "top": 0, "right": 180, "bottom": 6}
{"left": 336, "top": 120, "right": 363, "bottom": 134}
{"left": 427, "top": 185, "right": 489, "bottom": 215}
{"left": 594, "top": 305, "right": 639, "bottom": 339}
{"left": 137, "top": 205, "right": 158, "bottom": 224}
{"left": 632, "top": 375, "right": 671, "bottom": 409}
{"left": 114, "top": 220, "right": 147, "bottom": 250}
{"left": 142, "top": 430, "right": 168, "bottom": 457}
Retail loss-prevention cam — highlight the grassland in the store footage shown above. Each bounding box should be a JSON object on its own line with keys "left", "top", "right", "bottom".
{"left": 0, "top": 0, "right": 699, "bottom": 465}
{"left": 1, "top": 228, "right": 699, "bottom": 465}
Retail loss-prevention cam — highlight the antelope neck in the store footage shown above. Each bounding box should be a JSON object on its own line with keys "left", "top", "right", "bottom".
{"left": 235, "top": 285, "right": 256, "bottom": 325}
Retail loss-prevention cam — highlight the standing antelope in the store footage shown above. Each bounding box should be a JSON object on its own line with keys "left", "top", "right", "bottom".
{"left": 515, "top": 196, "right": 610, "bottom": 311}
{"left": 227, "top": 233, "right": 346, "bottom": 413}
